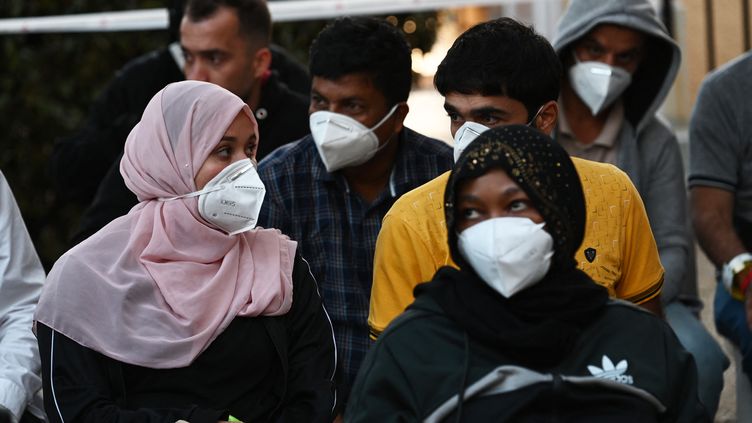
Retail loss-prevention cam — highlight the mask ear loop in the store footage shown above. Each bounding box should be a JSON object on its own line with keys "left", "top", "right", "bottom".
{"left": 526, "top": 105, "right": 545, "bottom": 128}
{"left": 369, "top": 103, "right": 401, "bottom": 132}
{"left": 367, "top": 103, "right": 402, "bottom": 154}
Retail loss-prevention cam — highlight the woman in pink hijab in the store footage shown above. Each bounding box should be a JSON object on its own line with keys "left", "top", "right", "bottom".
{"left": 34, "top": 81, "right": 337, "bottom": 423}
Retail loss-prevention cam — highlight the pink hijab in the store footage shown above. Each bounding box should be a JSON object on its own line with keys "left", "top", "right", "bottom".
{"left": 35, "top": 81, "right": 296, "bottom": 368}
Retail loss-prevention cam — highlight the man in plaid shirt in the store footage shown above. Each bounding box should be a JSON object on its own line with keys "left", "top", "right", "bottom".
{"left": 257, "top": 17, "right": 453, "bottom": 405}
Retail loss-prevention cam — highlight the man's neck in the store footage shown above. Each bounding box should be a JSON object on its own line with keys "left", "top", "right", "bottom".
{"left": 341, "top": 133, "right": 401, "bottom": 204}
{"left": 561, "top": 82, "right": 611, "bottom": 145}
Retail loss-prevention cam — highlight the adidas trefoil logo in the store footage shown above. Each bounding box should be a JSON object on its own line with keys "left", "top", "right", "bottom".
{"left": 587, "top": 355, "right": 634, "bottom": 385}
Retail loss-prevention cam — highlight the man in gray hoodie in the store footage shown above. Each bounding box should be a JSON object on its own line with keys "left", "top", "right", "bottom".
{"left": 552, "top": 0, "right": 728, "bottom": 416}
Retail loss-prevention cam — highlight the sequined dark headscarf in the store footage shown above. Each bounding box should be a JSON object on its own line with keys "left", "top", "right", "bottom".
{"left": 416, "top": 124, "right": 606, "bottom": 368}
{"left": 445, "top": 124, "right": 586, "bottom": 271}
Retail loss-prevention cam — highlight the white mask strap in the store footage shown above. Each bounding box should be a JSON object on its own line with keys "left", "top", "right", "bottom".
{"left": 527, "top": 105, "right": 545, "bottom": 127}
{"left": 370, "top": 103, "right": 400, "bottom": 132}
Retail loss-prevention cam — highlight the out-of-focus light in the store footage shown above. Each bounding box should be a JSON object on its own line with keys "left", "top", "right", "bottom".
{"left": 403, "top": 19, "right": 417, "bottom": 33}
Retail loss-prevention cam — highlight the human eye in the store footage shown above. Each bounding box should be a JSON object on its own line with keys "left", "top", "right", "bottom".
{"left": 588, "top": 46, "right": 602, "bottom": 56}
{"left": 345, "top": 101, "right": 365, "bottom": 114}
{"left": 446, "top": 111, "right": 460, "bottom": 122}
{"left": 310, "top": 94, "right": 327, "bottom": 110}
{"left": 214, "top": 145, "right": 232, "bottom": 159}
{"left": 183, "top": 51, "right": 194, "bottom": 64}
{"left": 587, "top": 44, "right": 605, "bottom": 57}
{"left": 209, "top": 52, "right": 225, "bottom": 66}
{"left": 617, "top": 50, "right": 640, "bottom": 66}
{"left": 509, "top": 200, "right": 530, "bottom": 213}
{"left": 460, "top": 207, "right": 482, "bottom": 220}
{"left": 478, "top": 114, "right": 500, "bottom": 126}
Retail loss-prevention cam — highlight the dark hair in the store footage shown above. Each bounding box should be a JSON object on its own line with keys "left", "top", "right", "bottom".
{"left": 184, "top": 0, "right": 271, "bottom": 47}
{"left": 168, "top": 0, "right": 185, "bottom": 43}
{"left": 434, "top": 17, "right": 561, "bottom": 120}
{"left": 309, "top": 17, "right": 412, "bottom": 106}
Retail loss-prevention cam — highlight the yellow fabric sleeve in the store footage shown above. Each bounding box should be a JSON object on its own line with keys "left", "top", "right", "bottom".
{"left": 613, "top": 168, "right": 665, "bottom": 303}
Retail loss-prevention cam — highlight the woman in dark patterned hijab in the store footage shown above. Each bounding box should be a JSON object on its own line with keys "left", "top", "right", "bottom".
{"left": 446, "top": 124, "right": 587, "bottom": 272}
{"left": 428, "top": 124, "right": 608, "bottom": 366}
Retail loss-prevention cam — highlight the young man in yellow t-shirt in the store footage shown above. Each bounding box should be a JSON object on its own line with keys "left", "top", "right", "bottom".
{"left": 368, "top": 18, "right": 664, "bottom": 340}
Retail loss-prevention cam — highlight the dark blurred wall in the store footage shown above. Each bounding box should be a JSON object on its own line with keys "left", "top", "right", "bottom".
{"left": 0, "top": 1, "right": 436, "bottom": 270}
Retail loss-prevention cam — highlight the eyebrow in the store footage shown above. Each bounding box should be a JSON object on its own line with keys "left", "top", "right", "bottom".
{"left": 457, "top": 186, "right": 524, "bottom": 203}
{"left": 470, "top": 106, "right": 511, "bottom": 118}
{"left": 444, "top": 103, "right": 458, "bottom": 113}
{"left": 581, "top": 36, "right": 643, "bottom": 55}
{"left": 312, "top": 89, "right": 365, "bottom": 104}
{"left": 220, "top": 133, "right": 257, "bottom": 143}
{"left": 443, "top": 102, "right": 511, "bottom": 118}
{"left": 181, "top": 45, "right": 228, "bottom": 56}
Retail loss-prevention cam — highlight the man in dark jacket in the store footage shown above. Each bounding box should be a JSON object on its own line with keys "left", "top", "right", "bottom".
{"left": 59, "top": 0, "right": 311, "bottom": 244}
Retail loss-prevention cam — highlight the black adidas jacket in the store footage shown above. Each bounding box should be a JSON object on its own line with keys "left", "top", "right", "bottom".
{"left": 347, "top": 297, "right": 709, "bottom": 422}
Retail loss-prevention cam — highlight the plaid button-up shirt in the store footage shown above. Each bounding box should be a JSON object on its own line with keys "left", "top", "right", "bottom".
{"left": 257, "top": 128, "right": 453, "bottom": 396}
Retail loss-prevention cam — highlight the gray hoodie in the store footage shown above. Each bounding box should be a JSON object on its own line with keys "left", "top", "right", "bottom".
{"left": 553, "top": 0, "right": 695, "bottom": 305}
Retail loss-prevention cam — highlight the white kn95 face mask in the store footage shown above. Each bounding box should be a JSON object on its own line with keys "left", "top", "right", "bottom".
{"left": 309, "top": 104, "right": 399, "bottom": 172}
{"left": 568, "top": 56, "right": 631, "bottom": 116}
{"left": 458, "top": 216, "right": 554, "bottom": 298}
{"left": 160, "top": 158, "right": 266, "bottom": 235}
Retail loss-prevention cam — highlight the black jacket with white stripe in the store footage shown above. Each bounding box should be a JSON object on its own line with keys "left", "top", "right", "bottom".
{"left": 37, "top": 254, "right": 337, "bottom": 423}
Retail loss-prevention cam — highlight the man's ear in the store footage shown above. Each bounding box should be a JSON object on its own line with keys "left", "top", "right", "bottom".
{"left": 535, "top": 100, "right": 558, "bottom": 136}
{"left": 253, "top": 47, "right": 272, "bottom": 78}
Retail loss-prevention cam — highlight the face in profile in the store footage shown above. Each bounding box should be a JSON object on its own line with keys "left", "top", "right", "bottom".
{"left": 194, "top": 111, "right": 257, "bottom": 190}
{"left": 454, "top": 168, "right": 544, "bottom": 233}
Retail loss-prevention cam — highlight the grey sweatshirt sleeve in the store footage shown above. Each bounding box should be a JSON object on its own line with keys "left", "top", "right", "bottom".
{"left": 631, "top": 120, "right": 693, "bottom": 305}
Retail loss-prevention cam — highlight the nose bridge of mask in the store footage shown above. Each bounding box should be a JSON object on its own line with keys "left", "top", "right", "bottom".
{"left": 569, "top": 52, "right": 631, "bottom": 115}
{"left": 311, "top": 113, "right": 362, "bottom": 144}
{"left": 157, "top": 159, "right": 254, "bottom": 202}
{"left": 453, "top": 121, "right": 490, "bottom": 162}
{"left": 311, "top": 103, "right": 399, "bottom": 137}
{"left": 457, "top": 216, "right": 554, "bottom": 298}
{"left": 310, "top": 104, "right": 400, "bottom": 172}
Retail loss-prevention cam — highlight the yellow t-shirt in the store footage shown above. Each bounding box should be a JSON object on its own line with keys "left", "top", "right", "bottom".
{"left": 368, "top": 157, "right": 664, "bottom": 339}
